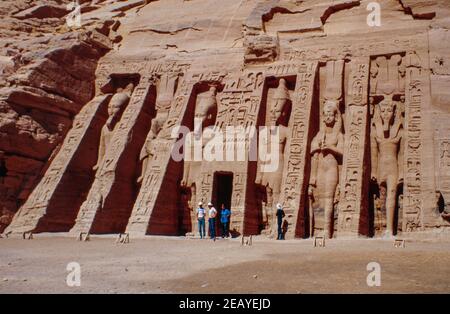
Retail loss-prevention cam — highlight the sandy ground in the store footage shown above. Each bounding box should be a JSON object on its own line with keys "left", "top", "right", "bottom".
{"left": 1, "top": 235, "right": 450, "bottom": 293}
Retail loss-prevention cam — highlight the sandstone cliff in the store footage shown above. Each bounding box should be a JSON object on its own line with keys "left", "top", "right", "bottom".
{"left": 1, "top": 0, "right": 449, "bottom": 236}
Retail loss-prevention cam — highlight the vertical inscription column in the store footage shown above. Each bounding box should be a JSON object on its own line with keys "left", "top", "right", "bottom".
{"left": 337, "top": 58, "right": 370, "bottom": 236}
{"left": 437, "top": 137, "right": 450, "bottom": 208}
{"left": 279, "top": 62, "right": 318, "bottom": 239}
{"left": 403, "top": 54, "right": 424, "bottom": 232}
{"left": 70, "top": 82, "right": 153, "bottom": 235}
{"left": 5, "top": 95, "right": 111, "bottom": 234}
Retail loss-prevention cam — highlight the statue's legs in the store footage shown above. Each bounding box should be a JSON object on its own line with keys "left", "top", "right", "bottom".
{"left": 308, "top": 194, "right": 315, "bottom": 237}
{"left": 324, "top": 197, "right": 334, "bottom": 239}
{"left": 261, "top": 202, "right": 268, "bottom": 228}
{"left": 190, "top": 182, "right": 197, "bottom": 235}
{"left": 137, "top": 157, "right": 148, "bottom": 183}
{"left": 308, "top": 153, "right": 319, "bottom": 237}
{"left": 263, "top": 186, "right": 272, "bottom": 233}
{"left": 321, "top": 166, "right": 338, "bottom": 239}
{"left": 385, "top": 176, "right": 397, "bottom": 237}
{"left": 377, "top": 184, "right": 387, "bottom": 232}
{"left": 310, "top": 153, "right": 318, "bottom": 186}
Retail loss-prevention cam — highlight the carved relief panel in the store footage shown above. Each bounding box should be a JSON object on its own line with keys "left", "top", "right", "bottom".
{"left": 369, "top": 54, "right": 406, "bottom": 236}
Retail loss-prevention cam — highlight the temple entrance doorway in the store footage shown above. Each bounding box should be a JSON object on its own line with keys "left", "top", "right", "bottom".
{"left": 212, "top": 172, "right": 233, "bottom": 237}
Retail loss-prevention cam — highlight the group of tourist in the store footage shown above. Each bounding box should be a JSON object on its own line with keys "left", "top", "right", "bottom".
{"left": 196, "top": 202, "right": 287, "bottom": 240}
{"left": 196, "top": 202, "right": 231, "bottom": 239}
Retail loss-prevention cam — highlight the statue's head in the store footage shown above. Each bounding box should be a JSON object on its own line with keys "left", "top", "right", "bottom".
{"left": 106, "top": 101, "right": 123, "bottom": 128}
{"left": 195, "top": 86, "right": 217, "bottom": 123}
{"left": 108, "top": 100, "right": 123, "bottom": 119}
{"left": 378, "top": 99, "right": 395, "bottom": 131}
{"left": 271, "top": 79, "right": 290, "bottom": 123}
{"left": 322, "top": 100, "right": 339, "bottom": 127}
{"left": 107, "top": 86, "right": 129, "bottom": 118}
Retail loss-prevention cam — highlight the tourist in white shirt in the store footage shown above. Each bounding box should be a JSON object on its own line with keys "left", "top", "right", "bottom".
{"left": 196, "top": 202, "right": 206, "bottom": 239}
{"left": 207, "top": 202, "right": 217, "bottom": 240}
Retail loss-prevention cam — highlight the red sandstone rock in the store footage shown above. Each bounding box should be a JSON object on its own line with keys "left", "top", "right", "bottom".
{"left": 13, "top": 4, "right": 71, "bottom": 20}
{"left": 1, "top": 0, "right": 449, "bottom": 239}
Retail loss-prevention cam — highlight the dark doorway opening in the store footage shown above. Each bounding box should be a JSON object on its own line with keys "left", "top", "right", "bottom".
{"left": 212, "top": 172, "right": 233, "bottom": 237}
{"left": 213, "top": 172, "right": 233, "bottom": 209}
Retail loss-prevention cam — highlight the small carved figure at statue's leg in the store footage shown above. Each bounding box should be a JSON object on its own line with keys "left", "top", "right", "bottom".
{"left": 261, "top": 203, "right": 268, "bottom": 229}
{"left": 266, "top": 186, "right": 273, "bottom": 208}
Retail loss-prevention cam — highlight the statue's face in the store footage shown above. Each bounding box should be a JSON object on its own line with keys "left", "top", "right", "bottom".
{"left": 271, "top": 99, "right": 285, "bottom": 122}
{"left": 195, "top": 103, "right": 208, "bottom": 121}
{"left": 195, "top": 111, "right": 207, "bottom": 122}
{"left": 108, "top": 103, "right": 121, "bottom": 118}
{"left": 195, "top": 87, "right": 216, "bottom": 121}
{"left": 322, "top": 102, "right": 337, "bottom": 127}
{"left": 271, "top": 79, "right": 288, "bottom": 122}
{"left": 379, "top": 101, "right": 395, "bottom": 128}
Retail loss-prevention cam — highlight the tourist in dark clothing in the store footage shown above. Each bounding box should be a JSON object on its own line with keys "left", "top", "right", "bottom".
{"left": 276, "top": 203, "right": 285, "bottom": 240}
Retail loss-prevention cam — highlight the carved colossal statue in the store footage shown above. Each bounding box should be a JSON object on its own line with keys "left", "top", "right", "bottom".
{"left": 371, "top": 97, "right": 404, "bottom": 237}
{"left": 138, "top": 73, "right": 178, "bottom": 183}
{"left": 181, "top": 86, "right": 218, "bottom": 209}
{"left": 93, "top": 83, "right": 134, "bottom": 172}
{"left": 308, "top": 100, "right": 344, "bottom": 239}
{"left": 255, "top": 78, "right": 290, "bottom": 233}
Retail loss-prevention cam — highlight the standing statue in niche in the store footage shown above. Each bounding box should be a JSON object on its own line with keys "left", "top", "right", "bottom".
{"left": 79, "top": 83, "right": 134, "bottom": 217}
{"left": 137, "top": 73, "right": 178, "bottom": 183}
{"left": 255, "top": 78, "right": 291, "bottom": 233}
{"left": 181, "top": 86, "right": 218, "bottom": 229}
{"left": 371, "top": 97, "right": 404, "bottom": 237}
{"left": 308, "top": 100, "right": 344, "bottom": 239}
{"left": 93, "top": 83, "right": 134, "bottom": 172}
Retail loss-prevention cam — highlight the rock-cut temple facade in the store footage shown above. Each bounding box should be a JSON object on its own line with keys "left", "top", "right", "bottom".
{"left": 1, "top": 0, "right": 450, "bottom": 239}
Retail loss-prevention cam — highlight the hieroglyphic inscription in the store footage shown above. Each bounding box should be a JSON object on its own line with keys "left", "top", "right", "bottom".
{"left": 338, "top": 59, "right": 370, "bottom": 234}
{"left": 403, "top": 58, "right": 424, "bottom": 232}
{"left": 439, "top": 139, "right": 450, "bottom": 196}
{"left": 279, "top": 62, "right": 318, "bottom": 238}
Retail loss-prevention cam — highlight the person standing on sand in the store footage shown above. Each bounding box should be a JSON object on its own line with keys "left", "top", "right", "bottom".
{"left": 276, "top": 203, "right": 285, "bottom": 240}
{"left": 207, "top": 202, "right": 217, "bottom": 240}
{"left": 220, "top": 204, "right": 231, "bottom": 238}
{"left": 197, "top": 202, "right": 206, "bottom": 239}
